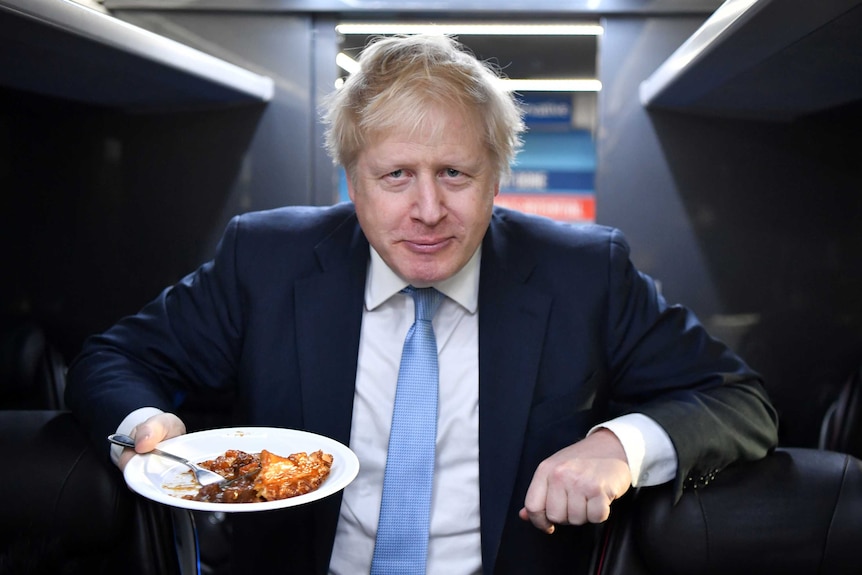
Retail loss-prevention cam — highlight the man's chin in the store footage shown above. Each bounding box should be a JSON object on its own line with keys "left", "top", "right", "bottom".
{"left": 398, "top": 263, "right": 456, "bottom": 287}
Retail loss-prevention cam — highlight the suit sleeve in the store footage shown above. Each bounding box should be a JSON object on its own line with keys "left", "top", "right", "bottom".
{"left": 603, "top": 229, "right": 779, "bottom": 500}
{"left": 65, "top": 216, "right": 245, "bottom": 454}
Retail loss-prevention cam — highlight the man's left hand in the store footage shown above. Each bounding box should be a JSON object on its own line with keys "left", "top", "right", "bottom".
{"left": 519, "top": 428, "right": 632, "bottom": 533}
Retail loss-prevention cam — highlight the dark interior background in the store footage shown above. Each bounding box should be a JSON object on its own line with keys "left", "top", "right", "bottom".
{"left": 2, "top": 0, "right": 861, "bottom": 448}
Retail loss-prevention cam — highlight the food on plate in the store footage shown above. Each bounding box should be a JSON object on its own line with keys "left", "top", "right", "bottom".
{"left": 184, "top": 448, "right": 333, "bottom": 503}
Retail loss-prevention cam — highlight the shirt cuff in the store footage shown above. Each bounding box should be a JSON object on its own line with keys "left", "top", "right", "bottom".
{"left": 110, "top": 406, "right": 165, "bottom": 466}
{"left": 589, "top": 413, "right": 678, "bottom": 487}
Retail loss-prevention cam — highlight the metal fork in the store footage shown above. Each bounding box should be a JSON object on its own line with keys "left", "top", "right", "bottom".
{"left": 107, "top": 433, "right": 226, "bottom": 486}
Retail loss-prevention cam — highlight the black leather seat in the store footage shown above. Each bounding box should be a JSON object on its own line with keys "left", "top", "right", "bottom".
{"left": 820, "top": 364, "right": 862, "bottom": 459}
{"left": 6, "top": 411, "right": 858, "bottom": 575}
{"left": 594, "top": 447, "right": 862, "bottom": 575}
{"left": 0, "top": 320, "right": 66, "bottom": 410}
{"left": 0, "top": 410, "right": 184, "bottom": 575}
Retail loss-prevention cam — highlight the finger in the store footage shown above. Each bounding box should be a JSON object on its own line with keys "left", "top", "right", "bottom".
{"left": 523, "top": 474, "right": 555, "bottom": 533}
{"left": 158, "top": 412, "right": 187, "bottom": 439}
{"left": 117, "top": 448, "right": 137, "bottom": 471}
{"left": 566, "top": 493, "right": 590, "bottom": 526}
{"left": 523, "top": 469, "right": 549, "bottom": 517}
{"left": 519, "top": 508, "right": 555, "bottom": 534}
{"left": 585, "top": 494, "right": 612, "bottom": 524}
{"left": 522, "top": 486, "right": 555, "bottom": 533}
{"left": 525, "top": 504, "right": 554, "bottom": 532}
{"left": 131, "top": 422, "right": 162, "bottom": 453}
{"left": 544, "top": 474, "right": 572, "bottom": 525}
{"left": 134, "top": 413, "right": 186, "bottom": 453}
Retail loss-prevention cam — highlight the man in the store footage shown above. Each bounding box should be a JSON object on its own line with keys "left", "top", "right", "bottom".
{"left": 66, "top": 34, "right": 778, "bottom": 574}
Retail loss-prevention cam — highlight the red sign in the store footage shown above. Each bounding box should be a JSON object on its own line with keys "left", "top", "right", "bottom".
{"left": 495, "top": 194, "right": 595, "bottom": 223}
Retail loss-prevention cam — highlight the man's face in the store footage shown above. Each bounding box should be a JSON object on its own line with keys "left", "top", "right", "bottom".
{"left": 348, "top": 106, "right": 499, "bottom": 286}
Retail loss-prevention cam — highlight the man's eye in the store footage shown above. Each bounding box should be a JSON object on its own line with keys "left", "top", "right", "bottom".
{"left": 444, "top": 168, "right": 462, "bottom": 177}
{"left": 387, "top": 169, "right": 404, "bottom": 178}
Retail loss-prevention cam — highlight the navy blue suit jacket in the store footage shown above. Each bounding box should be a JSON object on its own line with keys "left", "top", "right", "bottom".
{"left": 67, "top": 203, "right": 777, "bottom": 574}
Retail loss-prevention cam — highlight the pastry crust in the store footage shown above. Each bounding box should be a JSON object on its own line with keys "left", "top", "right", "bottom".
{"left": 254, "top": 449, "right": 334, "bottom": 500}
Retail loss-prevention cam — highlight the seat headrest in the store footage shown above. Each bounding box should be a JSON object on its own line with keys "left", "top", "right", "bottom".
{"left": 634, "top": 448, "right": 862, "bottom": 575}
{"left": 0, "top": 321, "right": 67, "bottom": 409}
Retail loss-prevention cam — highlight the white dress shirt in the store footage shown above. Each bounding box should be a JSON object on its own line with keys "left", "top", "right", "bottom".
{"left": 327, "top": 246, "right": 677, "bottom": 574}
{"left": 114, "top": 245, "right": 678, "bottom": 574}
{"left": 329, "top": 247, "right": 485, "bottom": 575}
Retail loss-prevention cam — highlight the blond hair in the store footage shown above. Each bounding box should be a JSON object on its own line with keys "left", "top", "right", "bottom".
{"left": 321, "top": 34, "right": 524, "bottom": 179}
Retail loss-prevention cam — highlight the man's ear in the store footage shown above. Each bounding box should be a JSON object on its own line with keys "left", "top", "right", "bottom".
{"left": 346, "top": 171, "right": 357, "bottom": 202}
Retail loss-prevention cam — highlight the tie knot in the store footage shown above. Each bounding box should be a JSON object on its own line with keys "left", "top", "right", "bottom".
{"left": 406, "top": 286, "right": 443, "bottom": 322}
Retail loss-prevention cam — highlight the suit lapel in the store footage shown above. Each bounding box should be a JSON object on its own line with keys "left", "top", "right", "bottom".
{"left": 478, "top": 214, "right": 552, "bottom": 573}
{"left": 293, "top": 211, "right": 368, "bottom": 574}
{"left": 294, "top": 213, "right": 368, "bottom": 444}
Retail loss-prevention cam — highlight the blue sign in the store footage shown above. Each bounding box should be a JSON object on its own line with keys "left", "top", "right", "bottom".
{"left": 521, "top": 95, "right": 572, "bottom": 130}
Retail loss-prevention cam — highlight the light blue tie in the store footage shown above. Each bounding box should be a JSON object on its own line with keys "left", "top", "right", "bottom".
{"left": 371, "top": 286, "right": 443, "bottom": 575}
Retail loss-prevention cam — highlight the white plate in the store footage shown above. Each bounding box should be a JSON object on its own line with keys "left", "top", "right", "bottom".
{"left": 123, "top": 427, "right": 359, "bottom": 513}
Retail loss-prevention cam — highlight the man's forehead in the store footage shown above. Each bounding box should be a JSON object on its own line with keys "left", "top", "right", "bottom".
{"left": 360, "top": 135, "right": 489, "bottom": 168}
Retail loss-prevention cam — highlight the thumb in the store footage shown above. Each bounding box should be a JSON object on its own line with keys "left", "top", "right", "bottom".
{"left": 133, "top": 412, "right": 186, "bottom": 453}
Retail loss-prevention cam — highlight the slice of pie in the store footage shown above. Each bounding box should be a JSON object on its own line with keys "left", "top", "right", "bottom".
{"left": 253, "top": 449, "right": 334, "bottom": 500}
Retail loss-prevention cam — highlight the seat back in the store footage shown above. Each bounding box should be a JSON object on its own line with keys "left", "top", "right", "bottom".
{"left": 594, "top": 448, "right": 862, "bottom": 575}
{"left": 0, "top": 410, "right": 182, "bottom": 574}
{"left": 820, "top": 364, "right": 862, "bottom": 458}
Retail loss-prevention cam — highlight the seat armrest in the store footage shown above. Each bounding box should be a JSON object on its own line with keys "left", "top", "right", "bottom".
{"left": 633, "top": 448, "right": 861, "bottom": 575}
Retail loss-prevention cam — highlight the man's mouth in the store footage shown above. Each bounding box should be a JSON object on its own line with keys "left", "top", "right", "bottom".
{"left": 403, "top": 238, "right": 451, "bottom": 253}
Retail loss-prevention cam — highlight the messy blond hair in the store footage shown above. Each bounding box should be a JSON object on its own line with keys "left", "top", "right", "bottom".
{"left": 321, "top": 34, "right": 524, "bottom": 180}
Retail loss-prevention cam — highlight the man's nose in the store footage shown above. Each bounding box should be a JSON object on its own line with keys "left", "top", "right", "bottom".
{"left": 412, "top": 176, "right": 446, "bottom": 224}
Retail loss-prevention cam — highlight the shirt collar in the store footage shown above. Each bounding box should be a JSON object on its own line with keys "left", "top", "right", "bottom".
{"left": 365, "top": 246, "right": 481, "bottom": 314}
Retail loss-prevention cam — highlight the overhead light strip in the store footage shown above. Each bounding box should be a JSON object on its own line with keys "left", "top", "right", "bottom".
{"left": 334, "top": 23, "right": 602, "bottom": 92}
{"left": 498, "top": 79, "right": 602, "bottom": 92}
{"left": 336, "top": 52, "right": 600, "bottom": 92}
{"left": 335, "top": 22, "right": 603, "bottom": 36}
{"left": 335, "top": 52, "right": 361, "bottom": 74}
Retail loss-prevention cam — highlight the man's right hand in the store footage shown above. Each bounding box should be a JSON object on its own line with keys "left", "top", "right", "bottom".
{"left": 117, "top": 412, "right": 187, "bottom": 471}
